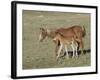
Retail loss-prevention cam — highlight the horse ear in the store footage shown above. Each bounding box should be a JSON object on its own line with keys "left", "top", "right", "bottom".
{"left": 46, "top": 29, "right": 50, "bottom": 34}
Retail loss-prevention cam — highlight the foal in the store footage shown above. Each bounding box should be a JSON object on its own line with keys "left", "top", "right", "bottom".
{"left": 53, "top": 32, "right": 78, "bottom": 60}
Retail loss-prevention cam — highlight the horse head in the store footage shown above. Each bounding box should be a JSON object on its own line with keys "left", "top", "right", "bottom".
{"left": 39, "top": 28, "right": 48, "bottom": 42}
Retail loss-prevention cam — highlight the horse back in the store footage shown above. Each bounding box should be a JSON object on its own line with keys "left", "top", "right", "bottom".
{"left": 55, "top": 25, "right": 85, "bottom": 38}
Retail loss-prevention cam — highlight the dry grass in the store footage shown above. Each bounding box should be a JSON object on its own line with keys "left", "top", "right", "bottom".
{"left": 22, "top": 10, "right": 91, "bottom": 69}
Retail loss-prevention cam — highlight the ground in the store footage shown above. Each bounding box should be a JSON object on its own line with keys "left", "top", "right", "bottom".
{"left": 22, "top": 10, "right": 91, "bottom": 69}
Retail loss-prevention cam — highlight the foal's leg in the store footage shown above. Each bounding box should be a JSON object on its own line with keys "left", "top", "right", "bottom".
{"left": 72, "top": 41, "right": 79, "bottom": 57}
{"left": 74, "top": 42, "right": 78, "bottom": 57}
{"left": 56, "top": 44, "right": 63, "bottom": 60}
{"left": 71, "top": 43, "right": 75, "bottom": 57}
{"left": 64, "top": 45, "right": 69, "bottom": 58}
{"left": 55, "top": 40, "right": 60, "bottom": 56}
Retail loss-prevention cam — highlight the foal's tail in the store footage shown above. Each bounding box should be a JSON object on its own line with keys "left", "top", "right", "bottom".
{"left": 82, "top": 26, "right": 86, "bottom": 37}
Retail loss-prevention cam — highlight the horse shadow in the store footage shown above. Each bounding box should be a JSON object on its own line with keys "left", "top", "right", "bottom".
{"left": 61, "top": 49, "right": 91, "bottom": 58}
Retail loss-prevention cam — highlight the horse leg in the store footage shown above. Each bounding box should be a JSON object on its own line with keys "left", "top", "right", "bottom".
{"left": 76, "top": 41, "right": 80, "bottom": 52}
{"left": 76, "top": 38, "right": 84, "bottom": 55}
{"left": 55, "top": 44, "right": 59, "bottom": 57}
{"left": 71, "top": 42, "right": 75, "bottom": 58}
{"left": 64, "top": 45, "right": 69, "bottom": 58}
{"left": 56, "top": 44, "right": 63, "bottom": 61}
{"left": 75, "top": 42, "right": 78, "bottom": 57}
{"left": 55, "top": 40, "right": 60, "bottom": 55}
{"left": 80, "top": 39, "right": 84, "bottom": 55}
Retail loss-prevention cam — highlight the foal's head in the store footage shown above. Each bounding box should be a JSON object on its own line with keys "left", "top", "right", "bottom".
{"left": 39, "top": 28, "right": 48, "bottom": 42}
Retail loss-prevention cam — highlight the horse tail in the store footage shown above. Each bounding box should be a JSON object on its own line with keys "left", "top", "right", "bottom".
{"left": 82, "top": 26, "right": 86, "bottom": 37}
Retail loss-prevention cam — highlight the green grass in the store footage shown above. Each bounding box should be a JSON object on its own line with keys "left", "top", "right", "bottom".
{"left": 22, "top": 10, "right": 91, "bottom": 69}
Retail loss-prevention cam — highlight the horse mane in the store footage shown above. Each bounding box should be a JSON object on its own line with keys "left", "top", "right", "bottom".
{"left": 55, "top": 30, "right": 67, "bottom": 38}
{"left": 46, "top": 29, "right": 57, "bottom": 38}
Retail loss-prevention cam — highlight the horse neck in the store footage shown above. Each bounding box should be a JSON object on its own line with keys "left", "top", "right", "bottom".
{"left": 46, "top": 30, "right": 55, "bottom": 39}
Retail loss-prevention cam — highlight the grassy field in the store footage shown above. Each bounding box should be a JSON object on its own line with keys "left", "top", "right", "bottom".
{"left": 22, "top": 10, "right": 91, "bottom": 69}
